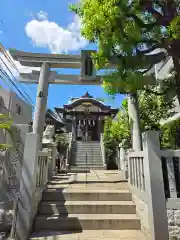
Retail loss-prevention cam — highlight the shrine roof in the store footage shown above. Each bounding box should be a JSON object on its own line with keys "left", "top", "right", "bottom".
{"left": 46, "top": 109, "right": 65, "bottom": 125}
{"left": 55, "top": 92, "right": 118, "bottom": 111}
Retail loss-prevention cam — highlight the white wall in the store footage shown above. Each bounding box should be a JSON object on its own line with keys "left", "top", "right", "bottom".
{"left": 0, "top": 88, "right": 33, "bottom": 144}
{"left": 0, "top": 88, "right": 11, "bottom": 115}
{"left": 10, "top": 93, "right": 32, "bottom": 124}
{"left": 0, "top": 88, "right": 32, "bottom": 124}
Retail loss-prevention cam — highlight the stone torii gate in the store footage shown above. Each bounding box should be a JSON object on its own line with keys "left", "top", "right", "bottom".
{"left": 10, "top": 49, "right": 111, "bottom": 143}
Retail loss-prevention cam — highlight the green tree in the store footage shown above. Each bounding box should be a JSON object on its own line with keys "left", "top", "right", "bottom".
{"left": 110, "top": 99, "right": 131, "bottom": 148}
{"left": 55, "top": 133, "right": 68, "bottom": 153}
{"left": 71, "top": 0, "right": 180, "bottom": 103}
{"left": 138, "top": 88, "right": 175, "bottom": 131}
{"left": 103, "top": 116, "right": 116, "bottom": 160}
{"left": 0, "top": 113, "right": 13, "bottom": 150}
{"left": 107, "top": 90, "right": 174, "bottom": 151}
{"left": 160, "top": 118, "right": 180, "bottom": 149}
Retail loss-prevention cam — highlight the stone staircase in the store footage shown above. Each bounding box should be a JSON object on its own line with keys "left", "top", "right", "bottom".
{"left": 71, "top": 141, "right": 104, "bottom": 170}
{"left": 29, "top": 172, "right": 147, "bottom": 240}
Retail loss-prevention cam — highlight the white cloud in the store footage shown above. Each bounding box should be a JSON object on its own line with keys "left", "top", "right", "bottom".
{"left": 25, "top": 11, "right": 88, "bottom": 53}
{"left": 37, "top": 10, "right": 48, "bottom": 20}
{"left": 0, "top": 50, "right": 39, "bottom": 77}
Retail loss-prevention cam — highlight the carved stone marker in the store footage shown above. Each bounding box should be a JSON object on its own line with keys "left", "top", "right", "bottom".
{"left": 42, "top": 125, "right": 55, "bottom": 144}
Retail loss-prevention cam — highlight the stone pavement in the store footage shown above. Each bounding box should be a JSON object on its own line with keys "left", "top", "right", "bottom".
{"left": 29, "top": 170, "right": 148, "bottom": 240}
{"left": 30, "top": 230, "right": 147, "bottom": 240}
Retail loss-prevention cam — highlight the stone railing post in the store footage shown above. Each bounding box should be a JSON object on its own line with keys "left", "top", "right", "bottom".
{"left": 100, "top": 134, "right": 107, "bottom": 169}
{"left": 119, "top": 143, "right": 128, "bottom": 180}
{"left": 142, "top": 131, "right": 169, "bottom": 240}
{"left": 65, "top": 133, "right": 73, "bottom": 170}
{"left": 119, "top": 143, "right": 125, "bottom": 170}
{"left": 15, "top": 133, "right": 40, "bottom": 240}
{"left": 47, "top": 143, "right": 57, "bottom": 178}
{"left": 43, "top": 141, "right": 58, "bottom": 180}
{"left": 47, "top": 148, "right": 53, "bottom": 181}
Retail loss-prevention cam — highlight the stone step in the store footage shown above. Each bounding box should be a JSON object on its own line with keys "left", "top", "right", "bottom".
{"left": 76, "top": 151, "right": 101, "bottom": 153}
{"left": 74, "top": 166, "right": 104, "bottom": 169}
{"left": 76, "top": 157, "right": 102, "bottom": 158}
{"left": 76, "top": 155, "right": 102, "bottom": 158}
{"left": 76, "top": 152, "right": 102, "bottom": 154}
{"left": 75, "top": 159, "right": 102, "bottom": 162}
{"left": 75, "top": 157, "right": 102, "bottom": 160}
{"left": 71, "top": 166, "right": 104, "bottom": 170}
{"left": 39, "top": 201, "right": 136, "bottom": 215}
{"left": 76, "top": 158, "right": 102, "bottom": 160}
{"left": 34, "top": 214, "right": 141, "bottom": 231}
{"left": 51, "top": 176, "right": 69, "bottom": 180}
{"left": 76, "top": 144, "right": 101, "bottom": 146}
{"left": 76, "top": 142, "right": 100, "bottom": 143}
{"left": 76, "top": 150, "right": 102, "bottom": 152}
{"left": 48, "top": 180, "right": 72, "bottom": 185}
{"left": 29, "top": 230, "right": 147, "bottom": 240}
{"left": 42, "top": 189, "right": 132, "bottom": 202}
{"left": 75, "top": 162, "right": 103, "bottom": 165}
{"left": 76, "top": 146, "right": 101, "bottom": 148}
{"left": 76, "top": 148, "right": 101, "bottom": 150}
{"left": 75, "top": 164, "right": 103, "bottom": 167}
{"left": 76, "top": 145, "right": 101, "bottom": 147}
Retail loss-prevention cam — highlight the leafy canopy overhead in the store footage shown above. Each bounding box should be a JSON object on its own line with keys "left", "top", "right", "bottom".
{"left": 71, "top": 0, "right": 180, "bottom": 98}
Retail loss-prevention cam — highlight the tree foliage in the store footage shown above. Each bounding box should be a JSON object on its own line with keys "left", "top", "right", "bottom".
{"left": 161, "top": 118, "right": 180, "bottom": 149}
{"left": 103, "top": 116, "right": 116, "bottom": 160}
{"left": 104, "top": 90, "right": 174, "bottom": 155}
{"left": 0, "top": 113, "right": 13, "bottom": 150}
{"left": 55, "top": 134, "right": 68, "bottom": 148}
{"left": 139, "top": 88, "right": 175, "bottom": 131}
{"left": 71, "top": 0, "right": 180, "bottom": 101}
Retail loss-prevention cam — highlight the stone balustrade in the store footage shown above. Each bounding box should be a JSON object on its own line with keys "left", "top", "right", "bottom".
{"left": 124, "top": 131, "right": 180, "bottom": 240}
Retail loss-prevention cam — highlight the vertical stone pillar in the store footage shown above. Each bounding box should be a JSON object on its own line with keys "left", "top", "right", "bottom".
{"left": 72, "top": 117, "right": 76, "bottom": 141}
{"left": 33, "top": 62, "right": 50, "bottom": 143}
{"left": 15, "top": 133, "right": 40, "bottom": 240}
{"left": 128, "top": 93, "right": 142, "bottom": 151}
{"left": 119, "top": 145, "right": 125, "bottom": 170}
{"left": 143, "top": 131, "right": 169, "bottom": 240}
{"left": 97, "top": 116, "right": 101, "bottom": 141}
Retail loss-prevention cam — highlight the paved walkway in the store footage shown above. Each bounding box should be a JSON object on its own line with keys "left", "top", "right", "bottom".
{"left": 30, "top": 230, "right": 147, "bottom": 240}
{"left": 30, "top": 170, "right": 148, "bottom": 240}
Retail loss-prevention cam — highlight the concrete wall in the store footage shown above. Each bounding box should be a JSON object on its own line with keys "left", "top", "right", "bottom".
{"left": 132, "top": 194, "right": 150, "bottom": 238}
{"left": 167, "top": 209, "right": 180, "bottom": 239}
{"left": 132, "top": 192, "right": 180, "bottom": 240}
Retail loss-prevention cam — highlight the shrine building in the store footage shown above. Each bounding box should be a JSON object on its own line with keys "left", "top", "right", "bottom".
{"left": 45, "top": 92, "right": 118, "bottom": 142}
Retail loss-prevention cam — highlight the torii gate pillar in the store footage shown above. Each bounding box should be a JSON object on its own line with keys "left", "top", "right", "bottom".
{"left": 33, "top": 62, "right": 50, "bottom": 140}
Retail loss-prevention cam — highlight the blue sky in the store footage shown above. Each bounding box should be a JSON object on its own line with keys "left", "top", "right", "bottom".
{"left": 0, "top": 0, "right": 124, "bottom": 110}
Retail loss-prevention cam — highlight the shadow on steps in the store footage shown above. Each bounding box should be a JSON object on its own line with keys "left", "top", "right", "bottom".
{"left": 30, "top": 173, "right": 83, "bottom": 238}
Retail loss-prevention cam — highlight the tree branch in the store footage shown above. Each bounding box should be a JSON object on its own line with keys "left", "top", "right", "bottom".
{"left": 136, "top": 45, "right": 158, "bottom": 55}
{"left": 139, "top": 0, "right": 174, "bottom": 26}
{"left": 141, "top": 65, "right": 154, "bottom": 74}
{"left": 136, "top": 42, "right": 167, "bottom": 55}
{"left": 129, "top": 13, "right": 156, "bottom": 31}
